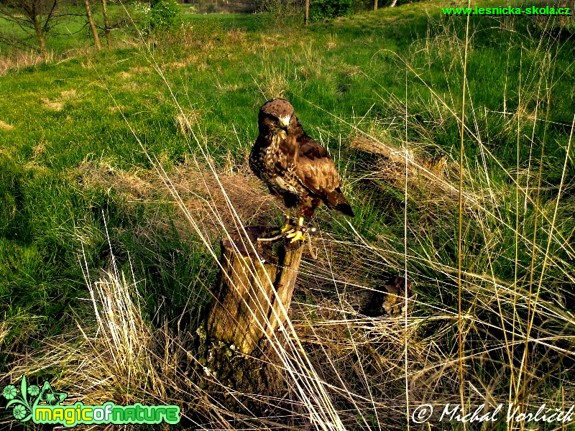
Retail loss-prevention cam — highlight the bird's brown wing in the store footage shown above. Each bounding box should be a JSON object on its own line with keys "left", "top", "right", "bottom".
{"left": 294, "top": 136, "right": 354, "bottom": 217}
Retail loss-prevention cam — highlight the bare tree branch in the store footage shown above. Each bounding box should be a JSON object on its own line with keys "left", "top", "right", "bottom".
{"left": 0, "top": 0, "right": 63, "bottom": 58}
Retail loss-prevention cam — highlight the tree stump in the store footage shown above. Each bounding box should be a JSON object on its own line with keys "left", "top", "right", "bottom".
{"left": 207, "top": 226, "right": 304, "bottom": 355}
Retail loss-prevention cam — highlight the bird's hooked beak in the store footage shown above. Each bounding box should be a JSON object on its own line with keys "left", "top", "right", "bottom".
{"left": 279, "top": 115, "right": 291, "bottom": 130}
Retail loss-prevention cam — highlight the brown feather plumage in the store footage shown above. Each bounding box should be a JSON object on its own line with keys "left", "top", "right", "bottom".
{"left": 250, "top": 98, "right": 354, "bottom": 220}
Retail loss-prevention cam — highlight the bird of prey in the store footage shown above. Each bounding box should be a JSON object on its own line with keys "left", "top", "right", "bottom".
{"left": 249, "top": 98, "right": 354, "bottom": 242}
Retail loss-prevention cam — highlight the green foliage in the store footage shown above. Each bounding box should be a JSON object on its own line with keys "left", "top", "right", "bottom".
{"left": 149, "top": 0, "right": 181, "bottom": 31}
{"left": 310, "top": 0, "right": 353, "bottom": 22}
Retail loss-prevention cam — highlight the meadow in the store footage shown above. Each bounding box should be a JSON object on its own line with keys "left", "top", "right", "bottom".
{"left": 1, "top": 0, "right": 574, "bottom": 429}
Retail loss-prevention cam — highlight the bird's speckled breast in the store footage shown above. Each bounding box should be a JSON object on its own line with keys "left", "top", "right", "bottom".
{"left": 259, "top": 132, "right": 303, "bottom": 197}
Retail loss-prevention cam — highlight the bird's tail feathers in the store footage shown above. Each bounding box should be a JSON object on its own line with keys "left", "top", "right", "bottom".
{"left": 326, "top": 189, "right": 354, "bottom": 217}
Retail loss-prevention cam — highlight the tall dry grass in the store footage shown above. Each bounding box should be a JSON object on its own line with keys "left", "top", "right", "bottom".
{"left": 2, "top": 4, "right": 575, "bottom": 431}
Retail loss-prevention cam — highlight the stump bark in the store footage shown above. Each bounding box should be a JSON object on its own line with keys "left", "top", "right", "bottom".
{"left": 207, "top": 226, "right": 304, "bottom": 355}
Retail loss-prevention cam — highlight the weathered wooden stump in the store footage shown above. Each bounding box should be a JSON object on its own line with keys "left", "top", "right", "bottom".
{"left": 207, "top": 226, "right": 304, "bottom": 355}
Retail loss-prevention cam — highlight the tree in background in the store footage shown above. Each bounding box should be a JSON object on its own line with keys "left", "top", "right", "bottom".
{"left": 100, "top": 0, "right": 111, "bottom": 47}
{"left": 83, "top": 0, "right": 102, "bottom": 50}
{"left": 0, "top": 0, "right": 59, "bottom": 59}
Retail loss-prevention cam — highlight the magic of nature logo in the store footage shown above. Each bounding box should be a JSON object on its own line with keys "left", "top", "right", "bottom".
{"left": 2, "top": 376, "right": 180, "bottom": 427}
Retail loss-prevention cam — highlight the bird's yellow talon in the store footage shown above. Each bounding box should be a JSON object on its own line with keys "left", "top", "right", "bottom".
{"left": 287, "top": 230, "right": 306, "bottom": 243}
{"left": 280, "top": 216, "right": 295, "bottom": 233}
{"left": 281, "top": 223, "right": 293, "bottom": 233}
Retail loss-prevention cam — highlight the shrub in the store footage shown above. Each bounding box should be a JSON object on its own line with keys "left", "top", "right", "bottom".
{"left": 310, "top": 0, "right": 353, "bottom": 22}
{"left": 149, "top": 0, "right": 181, "bottom": 31}
{"left": 256, "top": 0, "right": 304, "bottom": 28}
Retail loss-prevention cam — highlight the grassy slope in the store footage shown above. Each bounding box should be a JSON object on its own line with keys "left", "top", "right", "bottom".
{"left": 1, "top": 0, "right": 575, "bottom": 427}
{"left": 0, "top": 5, "right": 431, "bottom": 323}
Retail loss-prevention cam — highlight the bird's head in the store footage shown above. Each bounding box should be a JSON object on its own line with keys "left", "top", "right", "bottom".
{"left": 258, "top": 98, "right": 296, "bottom": 135}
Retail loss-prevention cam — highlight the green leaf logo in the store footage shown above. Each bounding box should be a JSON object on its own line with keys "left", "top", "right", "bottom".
{"left": 2, "top": 385, "right": 17, "bottom": 401}
{"left": 1, "top": 376, "right": 67, "bottom": 423}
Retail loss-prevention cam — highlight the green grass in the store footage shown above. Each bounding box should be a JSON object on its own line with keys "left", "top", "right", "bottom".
{"left": 1, "top": 0, "right": 575, "bottom": 428}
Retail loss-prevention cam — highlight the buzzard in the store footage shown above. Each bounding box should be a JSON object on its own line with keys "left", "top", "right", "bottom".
{"left": 249, "top": 98, "right": 354, "bottom": 242}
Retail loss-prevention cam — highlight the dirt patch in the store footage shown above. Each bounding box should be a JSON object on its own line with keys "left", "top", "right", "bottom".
{"left": 117, "top": 71, "right": 132, "bottom": 80}
{"left": 40, "top": 89, "right": 80, "bottom": 111}
{"left": 32, "top": 141, "right": 46, "bottom": 159}
{"left": 60, "top": 89, "right": 77, "bottom": 100}
{"left": 108, "top": 105, "right": 128, "bottom": 113}
{"left": 166, "top": 62, "right": 188, "bottom": 70}
{"left": 121, "top": 82, "right": 150, "bottom": 91}
{"left": 78, "top": 161, "right": 160, "bottom": 201}
{"left": 165, "top": 163, "right": 279, "bottom": 235}
{"left": 77, "top": 160, "right": 280, "bottom": 239}
{"left": 41, "top": 98, "right": 64, "bottom": 111}
{"left": 129, "top": 66, "right": 152, "bottom": 74}
{"left": 0, "top": 120, "right": 14, "bottom": 131}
